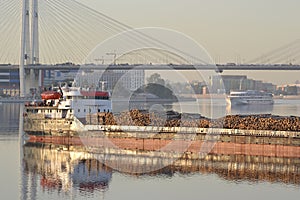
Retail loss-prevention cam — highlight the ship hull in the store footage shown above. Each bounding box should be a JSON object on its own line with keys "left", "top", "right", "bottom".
{"left": 227, "top": 97, "right": 274, "bottom": 105}
{"left": 24, "top": 115, "right": 300, "bottom": 147}
{"left": 23, "top": 116, "right": 77, "bottom": 136}
{"left": 26, "top": 129, "right": 300, "bottom": 147}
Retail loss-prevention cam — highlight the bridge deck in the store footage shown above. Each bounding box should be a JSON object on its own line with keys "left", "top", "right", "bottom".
{"left": 1, "top": 64, "right": 300, "bottom": 71}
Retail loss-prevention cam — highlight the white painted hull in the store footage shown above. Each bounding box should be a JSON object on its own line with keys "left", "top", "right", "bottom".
{"left": 227, "top": 97, "right": 274, "bottom": 105}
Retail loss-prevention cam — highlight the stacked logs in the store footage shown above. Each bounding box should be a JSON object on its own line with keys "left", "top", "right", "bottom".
{"left": 86, "top": 110, "right": 300, "bottom": 132}
{"left": 86, "top": 112, "right": 116, "bottom": 125}
{"left": 220, "top": 114, "right": 300, "bottom": 131}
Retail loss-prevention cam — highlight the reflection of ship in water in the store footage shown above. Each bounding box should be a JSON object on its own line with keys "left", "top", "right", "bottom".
{"left": 72, "top": 160, "right": 111, "bottom": 192}
{"left": 227, "top": 104, "right": 274, "bottom": 115}
{"left": 23, "top": 142, "right": 112, "bottom": 196}
{"left": 22, "top": 138, "right": 300, "bottom": 197}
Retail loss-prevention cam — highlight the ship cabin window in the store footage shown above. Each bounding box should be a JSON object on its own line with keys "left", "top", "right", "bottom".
{"left": 104, "top": 109, "right": 106, "bottom": 112}
{"left": 89, "top": 108, "right": 91, "bottom": 112}
{"left": 83, "top": 96, "right": 109, "bottom": 100}
{"left": 72, "top": 96, "right": 82, "bottom": 100}
{"left": 29, "top": 109, "right": 38, "bottom": 114}
{"left": 108, "top": 109, "right": 109, "bottom": 112}
{"left": 98, "top": 109, "right": 100, "bottom": 112}
{"left": 96, "top": 96, "right": 109, "bottom": 100}
{"left": 84, "top": 109, "right": 86, "bottom": 112}
{"left": 70, "top": 110, "right": 72, "bottom": 113}
{"left": 67, "top": 96, "right": 72, "bottom": 99}
{"left": 78, "top": 109, "right": 80, "bottom": 112}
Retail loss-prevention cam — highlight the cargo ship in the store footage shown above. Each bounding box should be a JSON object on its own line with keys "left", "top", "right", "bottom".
{"left": 23, "top": 85, "right": 300, "bottom": 148}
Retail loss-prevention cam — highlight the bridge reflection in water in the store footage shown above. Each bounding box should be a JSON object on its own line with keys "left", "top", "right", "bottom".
{"left": 21, "top": 136, "right": 300, "bottom": 198}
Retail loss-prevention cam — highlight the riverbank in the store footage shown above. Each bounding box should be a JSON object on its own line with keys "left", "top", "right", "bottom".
{"left": 276, "top": 95, "right": 300, "bottom": 100}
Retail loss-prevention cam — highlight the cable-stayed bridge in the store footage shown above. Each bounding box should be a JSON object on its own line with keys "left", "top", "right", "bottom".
{"left": 1, "top": 63, "right": 300, "bottom": 71}
{"left": 0, "top": 0, "right": 300, "bottom": 96}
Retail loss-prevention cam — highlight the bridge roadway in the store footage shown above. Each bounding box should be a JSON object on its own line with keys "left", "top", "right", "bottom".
{"left": 1, "top": 63, "right": 300, "bottom": 71}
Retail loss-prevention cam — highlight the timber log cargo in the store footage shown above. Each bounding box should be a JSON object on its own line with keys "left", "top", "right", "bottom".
{"left": 86, "top": 109, "right": 300, "bottom": 132}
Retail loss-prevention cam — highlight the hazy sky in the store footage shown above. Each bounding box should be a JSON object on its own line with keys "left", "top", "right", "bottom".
{"left": 78, "top": 0, "right": 300, "bottom": 85}
{"left": 80, "top": 0, "right": 300, "bottom": 62}
{"left": 1, "top": 0, "right": 299, "bottom": 85}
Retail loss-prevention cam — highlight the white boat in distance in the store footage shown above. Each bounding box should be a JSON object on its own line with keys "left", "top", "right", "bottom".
{"left": 227, "top": 90, "right": 274, "bottom": 105}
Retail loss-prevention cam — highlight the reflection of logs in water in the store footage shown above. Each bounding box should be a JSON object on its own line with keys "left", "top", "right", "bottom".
{"left": 23, "top": 143, "right": 300, "bottom": 185}
{"left": 147, "top": 155, "right": 300, "bottom": 185}
{"left": 101, "top": 151, "right": 300, "bottom": 185}
{"left": 87, "top": 110, "right": 300, "bottom": 131}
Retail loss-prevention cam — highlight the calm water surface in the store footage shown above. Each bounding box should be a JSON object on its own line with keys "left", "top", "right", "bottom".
{"left": 0, "top": 100, "right": 299, "bottom": 200}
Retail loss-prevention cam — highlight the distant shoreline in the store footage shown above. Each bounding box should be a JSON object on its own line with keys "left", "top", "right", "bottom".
{"left": 274, "top": 95, "right": 300, "bottom": 100}
{"left": 1, "top": 94, "right": 300, "bottom": 104}
{"left": 182, "top": 94, "right": 300, "bottom": 100}
{"left": 0, "top": 97, "right": 37, "bottom": 103}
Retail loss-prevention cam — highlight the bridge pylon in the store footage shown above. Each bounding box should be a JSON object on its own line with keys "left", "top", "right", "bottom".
{"left": 20, "top": 0, "right": 40, "bottom": 97}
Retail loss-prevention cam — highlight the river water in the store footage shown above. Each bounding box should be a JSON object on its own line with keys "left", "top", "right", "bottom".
{"left": 0, "top": 100, "right": 299, "bottom": 200}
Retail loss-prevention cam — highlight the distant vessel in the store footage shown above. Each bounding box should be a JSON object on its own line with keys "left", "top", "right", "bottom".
{"left": 226, "top": 90, "right": 274, "bottom": 105}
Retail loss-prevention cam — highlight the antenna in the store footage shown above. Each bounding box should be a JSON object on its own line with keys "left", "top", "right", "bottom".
{"left": 106, "top": 50, "right": 117, "bottom": 65}
{"left": 100, "top": 81, "right": 107, "bottom": 91}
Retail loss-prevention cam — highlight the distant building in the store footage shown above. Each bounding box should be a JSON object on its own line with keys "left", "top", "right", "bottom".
{"left": 118, "top": 70, "right": 145, "bottom": 91}
{"left": 43, "top": 69, "right": 145, "bottom": 92}
{"left": 43, "top": 70, "right": 78, "bottom": 86}
{"left": 211, "top": 75, "right": 247, "bottom": 94}
{"left": 211, "top": 75, "right": 276, "bottom": 94}
{"left": 190, "top": 81, "right": 207, "bottom": 94}
{"left": 0, "top": 69, "right": 20, "bottom": 96}
{"left": 277, "top": 84, "right": 300, "bottom": 95}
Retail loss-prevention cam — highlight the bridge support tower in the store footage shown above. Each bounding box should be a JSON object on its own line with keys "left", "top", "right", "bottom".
{"left": 20, "top": 0, "right": 41, "bottom": 97}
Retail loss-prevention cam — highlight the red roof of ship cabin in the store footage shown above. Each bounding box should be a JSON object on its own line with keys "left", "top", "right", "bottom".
{"left": 80, "top": 91, "right": 109, "bottom": 97}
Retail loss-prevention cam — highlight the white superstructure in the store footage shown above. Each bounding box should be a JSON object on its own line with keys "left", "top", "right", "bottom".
{"left": 25, "top": 86, "right": 112, "bottom": 119}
